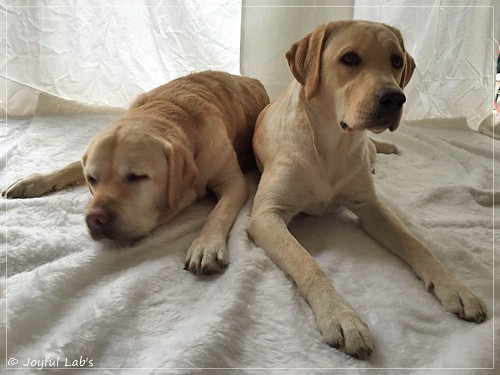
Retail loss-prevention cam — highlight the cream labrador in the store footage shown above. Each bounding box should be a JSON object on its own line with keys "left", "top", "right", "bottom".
{"left": 3, "top": 71, "right": 270, "bottom": 275}
{"left": 248, "top": 20, "right": 487, "bottom": 359}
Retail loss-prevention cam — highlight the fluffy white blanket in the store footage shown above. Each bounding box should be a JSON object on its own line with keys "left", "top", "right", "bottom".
{"left": 0, "top": 109, "right": 496, "bottom": 373}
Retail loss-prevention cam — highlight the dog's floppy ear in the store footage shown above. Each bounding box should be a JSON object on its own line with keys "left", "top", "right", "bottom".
{"left": 163, "top": 140, "right": 199, "bottom": 211}
{"left": 400, "top": 51, "right": 416, "bottom": 88}
{"left": 385, "top": 24, "right": 416, "bottom": 88}
{"left": 285, "top": 23, "right": 333, "bottom": 100}
{"left": 81, "top": 153, "right": 94, "bottom": 195}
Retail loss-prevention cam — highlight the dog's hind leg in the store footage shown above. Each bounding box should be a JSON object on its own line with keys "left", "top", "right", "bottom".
{"left": 369, "top": 137, "right": 398, "bottom": 154}
{"left": 368, "top": 138, "right": 399, "bottom": 174}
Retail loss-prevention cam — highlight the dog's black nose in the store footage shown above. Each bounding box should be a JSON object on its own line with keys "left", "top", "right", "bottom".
{"left": 86, "top": 207, "right": 110, "bottom": 232}
{"left": 376, "top": 88, "right": 406, "bottom": 111}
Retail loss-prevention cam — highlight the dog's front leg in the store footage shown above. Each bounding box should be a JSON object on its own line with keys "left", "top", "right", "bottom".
{"left": 248, "top": 202, "right": 374, "bottom": 359}
{"left": 3, "top": 161, "right": 85, "bottom": 198}
{"left": 184, "top": 167, "right": 249, "bottom": 275}
{"left": 346, "top": 196, "right": 488, "bottom": 323}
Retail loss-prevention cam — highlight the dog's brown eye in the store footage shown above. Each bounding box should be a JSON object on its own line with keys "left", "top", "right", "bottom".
{"left": 391, "top": 55, "right": 403, "bottom": 69}
{"left": 126, "top": 173, "right": 149, "bottom": 183}
{"left": 340, "top": 52, "right": 361, "bottom": 66}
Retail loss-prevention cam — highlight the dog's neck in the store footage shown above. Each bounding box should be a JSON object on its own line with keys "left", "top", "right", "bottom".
{"left": 291, "top": 82, "right": 365, "bottom": 158}
{"left": 125, "top": 105, "right": 198, "bottom": 156}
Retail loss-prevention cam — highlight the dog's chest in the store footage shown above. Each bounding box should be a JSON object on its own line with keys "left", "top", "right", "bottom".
{"left": 301, "top": 142, "right": 368, "bottom": 216}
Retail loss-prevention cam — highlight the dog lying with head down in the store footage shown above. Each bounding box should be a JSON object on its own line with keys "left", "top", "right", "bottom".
{"left": 248, "top": 20, "right": 488, "bottom": 359}
{"left": 3, "top": 71, "right": 270, "bottom": 275}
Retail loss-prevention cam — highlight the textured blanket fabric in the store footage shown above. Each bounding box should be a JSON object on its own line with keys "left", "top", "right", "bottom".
{"left": 0, "top": 113, "right": 496, "bottom": 373}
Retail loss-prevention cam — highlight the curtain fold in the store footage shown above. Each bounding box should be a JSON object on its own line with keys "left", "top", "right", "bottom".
{"left": 2, "top": 0, "right": 242, "bottom": 116}
{"left": 3, "top": 1, "right": 498, "bottom": 129}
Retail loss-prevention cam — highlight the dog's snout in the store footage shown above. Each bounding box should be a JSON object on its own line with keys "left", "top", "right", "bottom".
{"left": 86, "top": 207, "right": 111, "bottom": 232}
{"left": 376, "top": 88, "right": 406, "bottom": 111}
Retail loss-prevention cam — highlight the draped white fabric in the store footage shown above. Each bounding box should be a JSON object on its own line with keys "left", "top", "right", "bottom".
{"left": 2, "top": 0, "right": 242, "bottom": 116}
{"left": 353, "top": 0, "right": 498, "bottom": 129}
{"left": 0, "top": 2, "right": 497, "bottom": 371}
{"left": 4, "top": 1, "right": 496, "bottom": 128}
{"left": 1, "top": 111, "right": 495, "bottom": 370}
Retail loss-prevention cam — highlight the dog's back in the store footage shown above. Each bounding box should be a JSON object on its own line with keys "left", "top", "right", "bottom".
{"left": 131, "top": 71, "right": 270, "bottom": 170}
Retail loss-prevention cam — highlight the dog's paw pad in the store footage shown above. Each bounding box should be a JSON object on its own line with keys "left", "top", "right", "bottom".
{"left": 3, "top": 174, "right": 53, "bottom": 199}
{"left": 185, "top": 238, "right": 228, "bottom": 275}
{"left": 431, "top": 279, "right": 488, "bottom": 323}
{"left": 320, "top": 310, "right": 374, "bottom": 359}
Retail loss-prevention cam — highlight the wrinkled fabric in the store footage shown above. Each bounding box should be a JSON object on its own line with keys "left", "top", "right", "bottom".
{"left": 2, "top": 0, "right": 241, "bottom": 115}
{"left": 0, "top": 107, "right": 495, "bottom": 372}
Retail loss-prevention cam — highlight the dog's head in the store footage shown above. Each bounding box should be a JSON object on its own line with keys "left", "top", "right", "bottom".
{"left": 286, "top": 20, "right": 415, "bottom": 133}
{"left": 81, "top": 120, "right": 198, "bottom": 245}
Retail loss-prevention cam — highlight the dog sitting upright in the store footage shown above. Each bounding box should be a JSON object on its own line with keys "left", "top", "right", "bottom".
{"left": 3, "top": 71, "right": 270, "bottom": 275}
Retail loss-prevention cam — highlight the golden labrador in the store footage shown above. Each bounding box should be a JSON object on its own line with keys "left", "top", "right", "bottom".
{"left": 248, "top": 20, "right": 487, "bottom": 359}
{"left": 3, "top": 71, "right": 270, "bottom": 274}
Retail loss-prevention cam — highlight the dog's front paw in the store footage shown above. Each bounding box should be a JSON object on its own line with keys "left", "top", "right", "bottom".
{"left": 2, "top": 174, "right": 52, "bottom": 199}
{"left": 428, "top": 276, "right": 487, "bottom": 323}
{"left": 184, "top": 237, "right": 228, "bottom": 275}
{"left": 318, "top": 307, "right": 374, "bottom": 359}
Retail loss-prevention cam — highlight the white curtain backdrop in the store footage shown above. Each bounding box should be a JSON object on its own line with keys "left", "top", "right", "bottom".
{"left": 354, "top": 0, "right": 498, "bottom": 130}
{"left": 1, "top": 0, "right": 242, "bottom": 116}
{"left": 2, "top": 1, "right": 498, "bottom": 128}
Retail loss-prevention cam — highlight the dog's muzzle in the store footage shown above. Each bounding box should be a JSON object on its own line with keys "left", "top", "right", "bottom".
{"left": 86, "top": 208, "right": 111, "bottom": 242}
{"left": 339, "top": 88, "right": 406, "bottom": 133}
